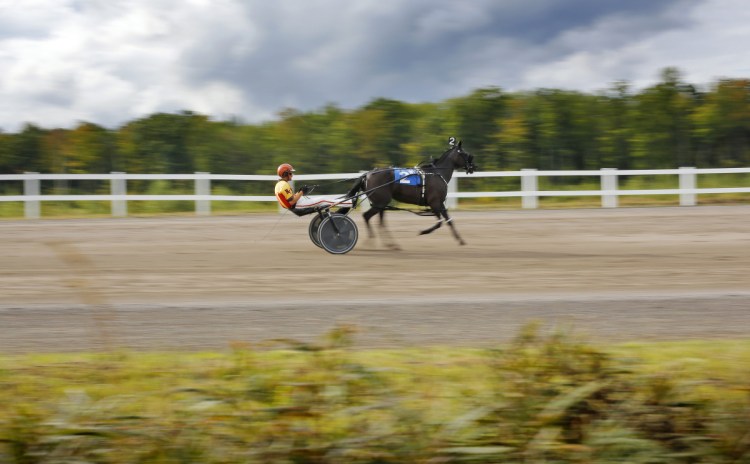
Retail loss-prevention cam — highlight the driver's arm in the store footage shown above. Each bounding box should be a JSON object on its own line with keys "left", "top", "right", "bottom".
{"left": 289, "top": 190, "right": 303, "bottom": 206}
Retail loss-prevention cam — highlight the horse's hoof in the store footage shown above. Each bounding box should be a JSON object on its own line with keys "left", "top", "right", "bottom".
{"left": 459, "top": 240, "right": 466, "bottom": 246}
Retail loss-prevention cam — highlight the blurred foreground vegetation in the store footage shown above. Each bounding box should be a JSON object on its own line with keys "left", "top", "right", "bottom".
{"left": 1, "top": 324, "right": 749, "bottom": 463}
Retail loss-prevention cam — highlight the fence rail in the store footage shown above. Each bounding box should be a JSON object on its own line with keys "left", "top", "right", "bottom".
{"left": 2, "top": 168, "right": 749, "bottom": 218}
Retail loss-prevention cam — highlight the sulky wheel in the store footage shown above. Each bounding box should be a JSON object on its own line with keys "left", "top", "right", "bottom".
{"left": 308, "top": 214, "right": 324, "bottom": 248}
{"left": 317, "top": 214, "right": 358, "bottom": 254}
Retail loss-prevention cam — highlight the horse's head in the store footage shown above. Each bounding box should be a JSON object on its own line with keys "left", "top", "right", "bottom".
{"left": 452, "top": 141, "right": 476, "bottom": 174}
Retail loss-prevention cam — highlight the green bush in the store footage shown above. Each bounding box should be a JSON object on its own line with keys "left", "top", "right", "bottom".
{"left": 1, "top": 325, "right": 749, "bottom": 463}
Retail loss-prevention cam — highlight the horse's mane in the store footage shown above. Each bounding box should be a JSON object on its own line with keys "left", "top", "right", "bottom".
{"left": 433, "top": 146, "right": 457, "bottom": 166}
{"left": 417, "top": 146, "right": 455, "bottom": 168}
{"left": 437, "top": 146, "right": 454, "bottom": 161}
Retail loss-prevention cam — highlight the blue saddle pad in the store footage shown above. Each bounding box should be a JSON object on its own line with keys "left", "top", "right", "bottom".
{"left": 394, "top": 168, "right": 422, "bottom": 186}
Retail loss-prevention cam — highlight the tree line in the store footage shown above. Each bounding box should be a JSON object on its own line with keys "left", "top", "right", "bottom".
{"left": 1, "top": 68, "right": 748, "bottom": 178}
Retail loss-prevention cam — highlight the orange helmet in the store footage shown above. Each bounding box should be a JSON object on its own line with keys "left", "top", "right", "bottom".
{"left": 277, "top": 163, "right": 295, "bottom": 177}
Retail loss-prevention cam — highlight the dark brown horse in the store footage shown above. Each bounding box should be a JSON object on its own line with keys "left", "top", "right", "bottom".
{"left": 345, "top": 140, "right": 476, "bottom": 248}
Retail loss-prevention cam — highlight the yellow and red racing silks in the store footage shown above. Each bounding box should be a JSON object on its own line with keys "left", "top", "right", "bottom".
{"left": 275, "top": 179, "right": 294, "bottom": 209}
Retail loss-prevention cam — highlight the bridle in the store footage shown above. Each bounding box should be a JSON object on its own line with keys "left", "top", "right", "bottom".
{"left": 429, "top": 146, "right": 476, "bottom": 175}
{"left": 456, "top": 148, "right": 475, "bottom": 174}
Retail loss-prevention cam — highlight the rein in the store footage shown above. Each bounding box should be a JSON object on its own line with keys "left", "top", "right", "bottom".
{"left": 344, "top": 169, "right": 447, "bottom": 217}
{"left": 383, "top": 204, "right": 436, "bottom": 216}
{"left": 338, "top": 170, "right": 418, "bottom": 202}
{"left": 335, "top": 145, "right": 472, "bottom": 210}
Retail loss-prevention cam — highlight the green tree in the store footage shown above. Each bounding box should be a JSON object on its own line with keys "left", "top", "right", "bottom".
{"left": 64, "top": 122, "right": 114, "bottom": 173}
{"left": 631, "top": 67, "right": 697, "bottom": 168}
{"left": 117, "top": 111, "right": 204, "bottom": 173}
{"left": 495, "top": 95, "right": 532, "bottom": 170}
{"left": 525, "top": 90, "right": 562, "bottom": 170}
{"left": 691, "top": 78, "right": 750, "bottom": 167}
{"left": 13, "top": 124, "right": 46, "bottom": 173}
{"left": 449, "top": 87, "right": 506, "bottom": 170}
{"left": 0, "top": 130, "right": 20, "bottom": 174}
{"left": 323, "top": 105, "right": 360, "bottom": 173}
{"left": 3, "top": 67, "right": 750, "bottom": 178}
{"left": 180, "top": 114, "right": 255, "bottom": 175}
{"left": 401, "top": 102, "right": 457, "bottom": 167}
{"left": 266, "top": 108, "right": 316, "bottom": 173}
{"left": 596, "top": 82, "right": 635, "bottom": 169}
{"left": 351, "top": 98, "right": 415, "bottom": 169}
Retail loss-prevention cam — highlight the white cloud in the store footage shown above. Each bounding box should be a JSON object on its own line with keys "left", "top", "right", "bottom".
{"left": 0, "top": 0, "right": 748, "bottom": 132}
{"left": 0, "top": 0, "right": 259, "bottom": 130}
{"left": 518, "top": 0, "right": 750, "bottom": 92}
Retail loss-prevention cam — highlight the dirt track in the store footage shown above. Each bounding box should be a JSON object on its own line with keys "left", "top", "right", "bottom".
{"left": 1, "top": 206, "right": 749, "bottom": 353}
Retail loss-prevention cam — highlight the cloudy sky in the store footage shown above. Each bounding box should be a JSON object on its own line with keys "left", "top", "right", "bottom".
{"left": 1, "top": 0, "right": 748, "bottom": 132}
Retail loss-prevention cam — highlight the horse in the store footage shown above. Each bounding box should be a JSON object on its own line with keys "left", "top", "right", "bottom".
{"left": 345, "top": 140, "right": 476, "bottom": 249}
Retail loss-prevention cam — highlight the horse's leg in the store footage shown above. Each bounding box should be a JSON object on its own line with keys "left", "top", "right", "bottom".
{"left": 440, "top": 207, "right": 466, "bottom": 245}
{"left": 378, "top": 210, "right": 401, "bottom": 250}
{"left": 419, "top": 211, "right": 443, "bottom": 235}
{"left": 362, "top": 207, "right": 379, "bottom": 240}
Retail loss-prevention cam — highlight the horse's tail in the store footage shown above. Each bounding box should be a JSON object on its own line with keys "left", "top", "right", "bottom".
{"left": 345, "top": 174, "right": 366, "bottom": 209}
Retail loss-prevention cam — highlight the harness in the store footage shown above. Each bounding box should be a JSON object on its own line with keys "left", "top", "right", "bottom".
{"left": 395, "top": 167, "right": 431, "bottom": 206}
{"left": 384, "top": 167, "right": 450, "bottom": 213}
{"left": 418, "top": 168, "right": 427, "bottom": 206}
{"left": 337, "top": 163, "right": 454, "bottom": 216}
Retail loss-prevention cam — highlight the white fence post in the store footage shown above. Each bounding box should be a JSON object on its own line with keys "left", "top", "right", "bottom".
{"left": 111, "top": 172, "right": 127, "bottom": 217}
{"left": 601, "top": 168, "right": 618, "bottom": 208}
{"left": 679, "top": 167, "right": 696, "bottom": 206}
{"left": 24, "top": 172, "right": 40, "bottom": 219}
{"left": 521, "top": 169, "right": 538, "bottom": 209}
{"left": 195, "top": 172, "right": 211, "bottom": 216}
{"left": 446, "top": 177, "right": 458, "bottom": 209}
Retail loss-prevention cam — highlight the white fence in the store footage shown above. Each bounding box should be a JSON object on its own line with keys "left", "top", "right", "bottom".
{"left": 1, "top": 168, "right": 749, "bottom": 219}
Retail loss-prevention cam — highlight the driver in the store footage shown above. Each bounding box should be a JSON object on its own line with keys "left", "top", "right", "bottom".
{"left": 275, "top": 163, "right": 352, "bottom": 216}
